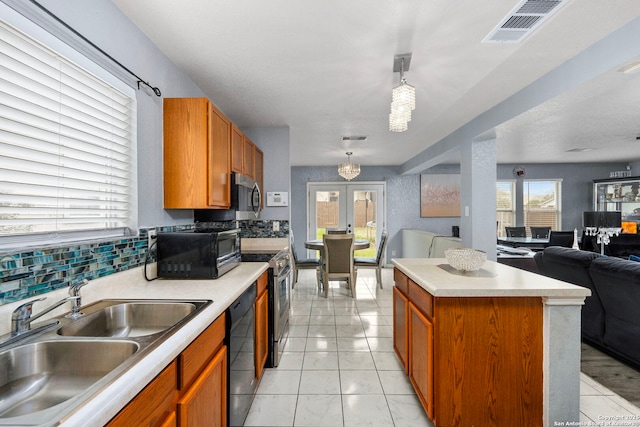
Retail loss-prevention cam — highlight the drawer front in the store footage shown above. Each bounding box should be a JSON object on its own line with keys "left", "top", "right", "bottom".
{"left": 179, "top": 313, "right": 226, "bottom": 391}
{"left": 394, "top": 268, "right": 409, "bottom": 296}
{"left": 409, "top": 280, "right": 434, "bottom": 320}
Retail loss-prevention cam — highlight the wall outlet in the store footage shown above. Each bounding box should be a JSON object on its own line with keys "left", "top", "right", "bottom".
{"left": 147, "top": 228, "right": 157, "bottom": 251}
{"left": 391, "top": 250, "right": 396, "bottom": 256}
{"left": 273, "top": 221, "right": 280, "bottom": 232}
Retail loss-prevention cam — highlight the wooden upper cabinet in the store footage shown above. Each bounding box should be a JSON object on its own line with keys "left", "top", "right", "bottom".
{"left": 163, "top": 98, "right": 231, "bottom": 209}
{"left": 231, "top": 124, "right": 244, "bottom": 174}
{"left": 208, "top": 103, "right": 231, "bottom": 208}
{"left": 243, "top": 136, "right": 255, "bottom": 180}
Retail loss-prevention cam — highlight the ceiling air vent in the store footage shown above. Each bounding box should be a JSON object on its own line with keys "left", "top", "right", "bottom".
{"left": 483, "top": 0, "right": 567, "bottom": 44}
{"left": 341, "top": 136, "right": 368, "bottom": 142}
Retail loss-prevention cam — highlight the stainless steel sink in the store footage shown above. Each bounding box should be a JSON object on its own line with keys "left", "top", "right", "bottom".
{"left": 0, "top": 298, "right": 212, "bottom": 425}
{"left": 0, "top": 340, "right": 138, "bottom": 418}
{"left": 57, "top": 301, "right": 200, "bottom": 338}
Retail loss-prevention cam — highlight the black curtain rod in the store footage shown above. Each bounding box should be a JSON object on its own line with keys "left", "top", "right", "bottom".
{"left": 30, "top": 0, "right": 162, "bottom": 97}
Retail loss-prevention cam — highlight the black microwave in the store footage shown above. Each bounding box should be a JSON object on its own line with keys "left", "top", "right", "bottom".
{"left": 157, "top": 228, "right": 241, "bottom": 279}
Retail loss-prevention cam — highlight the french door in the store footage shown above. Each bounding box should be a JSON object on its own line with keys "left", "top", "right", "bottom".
{"left": 307, "top": 182, "right": 385, "bottom": 258}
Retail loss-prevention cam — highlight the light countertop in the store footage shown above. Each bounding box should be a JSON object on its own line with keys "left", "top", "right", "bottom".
{"left": 0, "top": 261, "right": 269, "bottom": 427}
{"left": 392, "top": 258, "right": 591, "bottom": 299}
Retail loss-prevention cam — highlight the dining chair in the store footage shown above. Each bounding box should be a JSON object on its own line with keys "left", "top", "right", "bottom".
{"left": 505, "top": 226, "right": 526, "bottom": 238}
{"left": 327, "top": 229, "right": 347, "bottom": 234}
{"left": 320, "top": 234, "right": 357, "bottom": 298}
{"left": 290, "top": 230, "right": 320, "bottom": 288}
{"left": 547, "top": 231, "right": 575, "bottom": 248}
{"left": 530, "top": 226, "right": 551, "bottom": 239}
{"left": 354, "top": 230, "right": 388, "bottom": 290}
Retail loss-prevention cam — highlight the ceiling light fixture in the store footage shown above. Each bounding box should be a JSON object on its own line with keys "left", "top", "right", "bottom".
{"left": 389, "top": 53, "right": 415, "bottom": 133}
{"left": 618, "top": 60, "right": 640, "bottom": 74}
{"left": 338, "top": 152, "right": 361, "bottom": 181}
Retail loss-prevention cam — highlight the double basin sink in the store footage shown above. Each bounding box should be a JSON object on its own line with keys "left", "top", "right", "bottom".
{"left": 0, "top": 299, "right": 212, "bottom": 425}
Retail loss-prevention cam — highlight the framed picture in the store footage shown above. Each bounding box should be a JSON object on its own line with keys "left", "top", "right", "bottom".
{"left": 420, "top": 174, "right": 461, "bottom": 217}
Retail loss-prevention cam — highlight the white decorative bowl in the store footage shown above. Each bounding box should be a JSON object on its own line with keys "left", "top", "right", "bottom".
{"left": 445, "top": 248, "right": 486, "bottom": 272}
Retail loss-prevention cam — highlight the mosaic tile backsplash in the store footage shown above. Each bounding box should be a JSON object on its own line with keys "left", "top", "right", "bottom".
{"left": 0, "top": 219, "right": 288, "bottom": 305}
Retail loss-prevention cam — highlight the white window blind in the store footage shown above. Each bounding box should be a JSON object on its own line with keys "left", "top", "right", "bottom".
{"left": 523, "top": 180, "right": 562, "bottom": 231}
{"left": 496, "top": 181, "right": 515, "bottom": 237}
{"left": 0, "top": 19, "right": 136, "bottom": 248}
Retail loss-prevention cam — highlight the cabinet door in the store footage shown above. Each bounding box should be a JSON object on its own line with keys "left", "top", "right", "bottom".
{"left": 409, "top": 303, "right": 434, "bottom": 420}
{"left": 255, "top": 290, "right": 268, "bottom": 380}
{"left": 208, "top": 103, "right": 231, "bottom": 208}
{"left": 231, "top": 125, "right": 244, "bottom": 174}
{"left": 243, "top": 136, "right": 255, "bottom": 179}
{"left": 393, "top": 286, "right": 409, "bottom": 373}
{"left": 163, "top": 98, "right": 209, "bottom": 208}
{"left": 178, "top": 345, "right": 227, "bottom": 427}
{"left": 159, "top": 411, "right": 177, "bottom": 427}
{"left": 107, "top": 361, "right": 177, "bottom": 426}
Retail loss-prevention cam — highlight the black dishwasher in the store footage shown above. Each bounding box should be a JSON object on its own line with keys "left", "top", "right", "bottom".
{"left": 227, "top": 283, "right": 258, "bottom": 427}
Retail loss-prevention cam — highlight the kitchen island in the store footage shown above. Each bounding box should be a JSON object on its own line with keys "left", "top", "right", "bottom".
{"left": 392, "top": 258, "right": 590, "bottom": 427}
{"left": 0, "top": 262, "right": 269, "bottom": 426}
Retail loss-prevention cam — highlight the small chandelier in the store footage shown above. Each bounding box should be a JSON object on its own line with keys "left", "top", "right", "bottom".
{"left": 389, "top": 53, "right": 415, "bottom": 133}
{"left": 338, "top": 152, "right": 361, "bottom": 181}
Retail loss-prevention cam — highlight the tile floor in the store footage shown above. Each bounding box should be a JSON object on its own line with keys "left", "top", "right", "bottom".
{"left": 243, "top": 268, "right": 640, "bottom": 427}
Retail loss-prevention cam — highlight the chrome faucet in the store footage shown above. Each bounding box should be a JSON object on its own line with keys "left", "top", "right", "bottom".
{"left": 11, "top": 295, "right": 80, "bottom": 336}
{"left": 66, "top": 278, "right": 89, "bottom": 319}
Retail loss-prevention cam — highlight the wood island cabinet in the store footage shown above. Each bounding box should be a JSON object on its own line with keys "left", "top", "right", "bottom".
{"left": 392, "top": 285, "right": 409, "bottom": 373}
{"left": 393, "top": 268, "right": 543, "bottom": 427}
{"left": 163, "top": 98, "right": 231, "bottom": 209}
{"left": 408, "top": 294, "right": 434, "bottom": 419}
{"left": 107, "top": 314, "right": 227, "bottom": 427}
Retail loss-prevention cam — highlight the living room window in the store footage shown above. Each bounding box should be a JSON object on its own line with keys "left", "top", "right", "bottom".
{"left": 496, "top": 180, "right": 516, "bottom": 237}
{"left": 523, "top": 179, "right": 562, "bottom": 232}
{"left": 0, "top": 17, "right": 137, "bottom": 250}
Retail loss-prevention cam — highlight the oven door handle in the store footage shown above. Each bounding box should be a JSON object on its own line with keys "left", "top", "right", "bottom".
{"left": 277, "top": 265, "right": 291, "bottom": 279}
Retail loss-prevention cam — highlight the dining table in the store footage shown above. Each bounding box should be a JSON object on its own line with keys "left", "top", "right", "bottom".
{"left": 304, "top": 238, "right": 371, "bottom": 288}
{"left": 304, "top": 239, "right": 371, "bottom": 253}
{"left": 496, "top": 236, "right": 548, "bottom": 250}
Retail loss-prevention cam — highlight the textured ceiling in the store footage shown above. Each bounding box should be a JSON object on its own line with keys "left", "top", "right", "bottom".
{"left": 111, "top": 0, "right": 640, "bottom": 167}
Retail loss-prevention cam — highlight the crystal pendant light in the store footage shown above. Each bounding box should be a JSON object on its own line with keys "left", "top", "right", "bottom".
{"left": 338, "top": 152, "right": 361, "bottom": 181}
{"left": 389, "top": 53, "right": 415, "bottom": 132}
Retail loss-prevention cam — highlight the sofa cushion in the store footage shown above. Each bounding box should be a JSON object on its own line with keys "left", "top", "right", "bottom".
{"left": 590, "top": 256, "right": 640, "bottom": 367}
{"left": 535, "top": 247, "right": 604, "bottom": 344}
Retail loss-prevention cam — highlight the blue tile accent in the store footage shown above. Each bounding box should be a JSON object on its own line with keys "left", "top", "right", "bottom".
{"left": 0, "top": 227, "right": 166, "bottom": 305}
{"left": 0, "top": 221, "right": 291, "bottom": 305}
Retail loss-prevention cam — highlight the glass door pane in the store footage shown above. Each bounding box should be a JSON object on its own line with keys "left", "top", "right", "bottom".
{"left": 308, "top": 183, "right": 384, "bottom": 259}
{"left": 315, "top": 189, "right": 346, "bottom": 236}
{"left": 350, "top": 186, "right": 382, "bottom": 258}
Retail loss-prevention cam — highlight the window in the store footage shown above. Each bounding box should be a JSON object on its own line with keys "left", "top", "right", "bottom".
{"left": 523, "top": 180, "right": 562, "bottom": 231}
{"left": 496, "top": 181, "right": 515, "bottom": 237}
{"left": 0, "top": 17, "right": 137, "bottom": 249}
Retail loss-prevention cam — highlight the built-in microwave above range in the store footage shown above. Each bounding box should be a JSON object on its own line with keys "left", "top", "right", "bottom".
{"left": 194, "top": 173, "right": 261, "bottom": 223}
{"left": 156, "top": 228, "right": 241, "bottom": 279}
{"left": 234, "top": 172, "right": 262, "bottom": 219}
